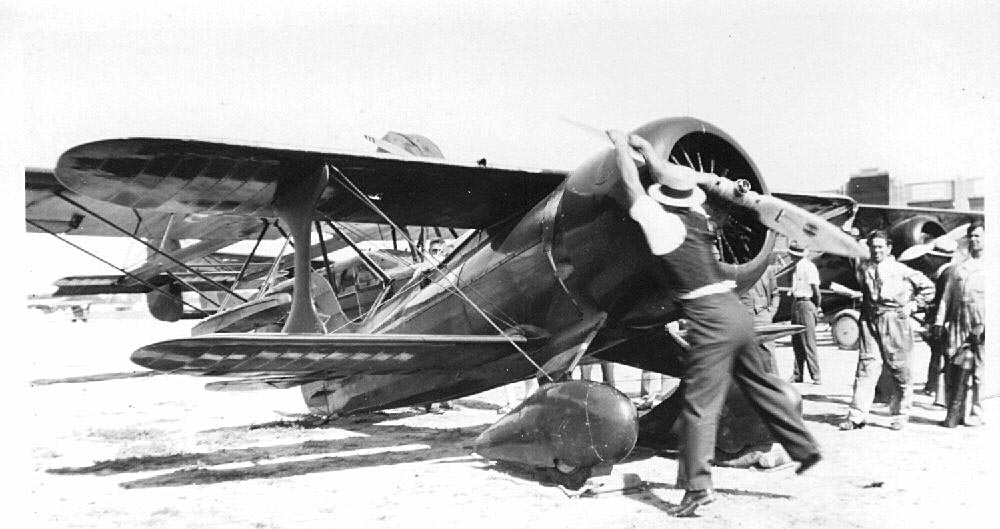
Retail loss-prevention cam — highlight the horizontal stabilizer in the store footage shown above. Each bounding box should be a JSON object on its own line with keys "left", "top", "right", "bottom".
{"left": 132, "top": 333, "right": 535, "bottom": 376}
{"left": 52, "top": 273, "right": 248, "bottom": 296}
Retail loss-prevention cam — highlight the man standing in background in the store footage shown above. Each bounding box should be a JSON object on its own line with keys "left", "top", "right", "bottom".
{"left": 739, "top": 257, "right": 781, "bottom": 374}
{"left": 787, "top": 242, "right": 822, "bottom": 384}
{"left": 917, "top": 238, "right": 958, "bottom": 406}
{"left": 840, "top": 230, "right": 934, "bottom": 431}
{"left": 936, "top": 221, "right": 986, "bottom": 427}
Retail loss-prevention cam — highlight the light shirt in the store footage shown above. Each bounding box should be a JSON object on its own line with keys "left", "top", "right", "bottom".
{"left": 628, "top": 195, "right": 685, "bottom": 255}
{"left": 857, "top": 256, "right": 935, "bottom": 311}
{"left": 791, "top": 259, "right": 820, "bottom": 298}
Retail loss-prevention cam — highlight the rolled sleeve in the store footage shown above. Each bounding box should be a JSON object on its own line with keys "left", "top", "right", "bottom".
{"left": 906, "top": 268, "right": 935, "bottom": 309}
{"left": 628, "top": 195, "right": 685, "bottom": 255}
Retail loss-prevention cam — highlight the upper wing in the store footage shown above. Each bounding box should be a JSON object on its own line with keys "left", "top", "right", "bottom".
{"left": 27, "top": 167, "right": 273, "bottom": 241}
{"left": 131, "top": 333, "right": 537, "bottom": 377}
{"left": 854, "top": 203, "right": 982, "bottom": 234}
{"left": 55, "top": 138, "right": 567, "bottom": 228}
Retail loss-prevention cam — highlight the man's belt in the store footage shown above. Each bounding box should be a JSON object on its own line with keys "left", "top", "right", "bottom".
{"left": 862, "top": 304, "right": 904, "bottom": 316}
{"left": 794, "top": 297, "right": 812, "bottom": 301}
{"left": 679, "top": 280, "right": 736, "bottom": 300}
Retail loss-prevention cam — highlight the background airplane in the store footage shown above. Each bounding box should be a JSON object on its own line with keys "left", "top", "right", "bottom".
{"left": 771, "top": 203, "right": 983, "bottom": 350}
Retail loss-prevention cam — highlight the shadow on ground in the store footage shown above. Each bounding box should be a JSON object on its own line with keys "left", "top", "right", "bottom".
{"left": 801, "top": 394, "right": 851, "bottom": 405}
{"left": 49, "top": 413, "right": 490, "bottom": 489}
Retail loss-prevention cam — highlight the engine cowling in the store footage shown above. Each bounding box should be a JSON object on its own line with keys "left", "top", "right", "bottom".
{"left": 633, "top": 117, "right": 775, "bottom": 292}
{"left": 554, "top": 117, "right": 775, "bottom": 326}
{"left": 887, "top": 215, "right": 945, "bottom": 257}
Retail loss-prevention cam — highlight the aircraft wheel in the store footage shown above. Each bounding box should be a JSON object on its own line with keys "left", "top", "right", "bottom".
{"left": 831, "top": 309, "right": 860, "bottom": 350}
{"left": 545, "top": 461, "right": 592, "bottom": 490}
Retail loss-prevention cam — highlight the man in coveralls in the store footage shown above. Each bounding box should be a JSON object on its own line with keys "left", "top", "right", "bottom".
{"left": 839, "top": 230, "right": 934, "bottom": 431}
{"left": 609, "top": 131, "right": 821, "bottom": 517}
{"left": 935, "top": 221, "right": 986, "bottom": 427}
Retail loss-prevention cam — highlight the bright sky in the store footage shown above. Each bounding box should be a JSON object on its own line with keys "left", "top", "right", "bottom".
{"left": 5, "top": 0, "right": 999, "bottom": 293}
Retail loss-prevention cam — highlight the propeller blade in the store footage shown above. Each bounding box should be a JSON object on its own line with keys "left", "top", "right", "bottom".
{"left": 560, "top": 117, "right": 868, "bottom": 259}
{"left": 560, "top": 117, "right": 646, "bottom": 166}
{"left": 693, "top": 173, "right": 868, "bottom": 258}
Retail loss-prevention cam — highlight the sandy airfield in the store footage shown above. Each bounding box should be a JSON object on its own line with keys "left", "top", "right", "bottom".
{"left": 27, "top": 308, "right": 996, "bottom": 529}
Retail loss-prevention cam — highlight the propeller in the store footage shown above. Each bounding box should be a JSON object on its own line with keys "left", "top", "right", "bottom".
{"left": 561, "top": 117, "right": 868, "bottom": 259}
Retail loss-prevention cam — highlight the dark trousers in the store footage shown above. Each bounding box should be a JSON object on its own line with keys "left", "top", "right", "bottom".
{"left": 925, "top": 335, "right": 946, "bottom": 395}
{"left": 791, "top": 299, "right": 820, "bottom": 382}
{"left": 753, "top": 312, "right": 778, "bottom": 375}
{"left": 579, "top": 362, "right": 615, "bottom": 385}
{"left": 677, "top": 292, "right": 820, "bottom": 491}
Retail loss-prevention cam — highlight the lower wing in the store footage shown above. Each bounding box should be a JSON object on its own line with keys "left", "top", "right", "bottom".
{"left": 131, "top": 333, "right": 536, "bottom": 377}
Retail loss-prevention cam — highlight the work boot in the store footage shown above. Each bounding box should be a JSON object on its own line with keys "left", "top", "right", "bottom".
{"left": 795, "top": 452, "right": 822, "bottom": 475}
{"left": 668, "top": 489, "right": 715, "bottom": 517}
{"left": 838, "top": 419, "right": 865, "bottom": 431}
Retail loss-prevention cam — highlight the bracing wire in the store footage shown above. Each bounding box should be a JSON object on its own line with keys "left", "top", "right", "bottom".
{"left": 325, "top": 164, "right": 553, "bottom": 381}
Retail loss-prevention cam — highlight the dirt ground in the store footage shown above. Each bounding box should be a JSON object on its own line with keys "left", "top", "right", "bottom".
{"left": 25, "top": 309, "right": 996, "bottom": 528}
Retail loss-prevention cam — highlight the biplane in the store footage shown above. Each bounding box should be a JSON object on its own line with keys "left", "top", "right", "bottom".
{"left": 28, "top": 117, "right": 872, "bottom": 487}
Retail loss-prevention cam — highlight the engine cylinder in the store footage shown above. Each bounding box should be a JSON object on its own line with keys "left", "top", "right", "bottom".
{"left": 553, "top": 117, "right": 775, "bottom": 324}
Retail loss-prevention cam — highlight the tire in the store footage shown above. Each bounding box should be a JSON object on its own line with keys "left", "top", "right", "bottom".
{"left": 831, "top": 309, "right": 860, "bottom": 350}
{"left": 544, "top": 462, "right": 593, "bottom": 490}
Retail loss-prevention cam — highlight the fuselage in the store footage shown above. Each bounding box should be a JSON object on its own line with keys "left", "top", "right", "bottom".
{"left": 300, "top": 117, "right": 774, "bottom": 415}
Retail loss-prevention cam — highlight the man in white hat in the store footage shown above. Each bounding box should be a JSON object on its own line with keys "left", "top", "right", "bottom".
{"left": 916, "top": 237, "right": 958, "bottom": 404}
{"left": 787, "top": 241, "right": 822, "bottom": 384}
{"left": 608, "top": 130, "right": 821, "bottom": 517}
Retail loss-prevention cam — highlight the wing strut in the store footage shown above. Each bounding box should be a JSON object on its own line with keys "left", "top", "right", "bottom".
{"left": 314, "top": 221, "right": 337, "bottom": 294}
{"left": 221, "top": 219, "right": 271, "bottom": 308}
{"left": 326, "top": 164, "right": 554, "bottom": 382}
{"left": 324, "top": 220, "right": 391, "bottom": 286}
{"left": 273, "top": 165, "right": 329, "bottom": 334}
{"left": 51, "top": 191, "right": 249, "bottom": 303}
{"left": 26, "top": 219, "right": 211, "bottom": 317}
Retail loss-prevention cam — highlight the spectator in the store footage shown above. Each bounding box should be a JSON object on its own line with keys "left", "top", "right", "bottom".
{"left": 935, "top": 221, "right": 986, "bottom": 427}
{"left": 839, "top": 230, "right": 934, "bottom": 431}
{"left": 739, "top": 256, "right": 781, "bottom": 374}
{"left": 787, "top": 242, "right": 822, "bottom": 384}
